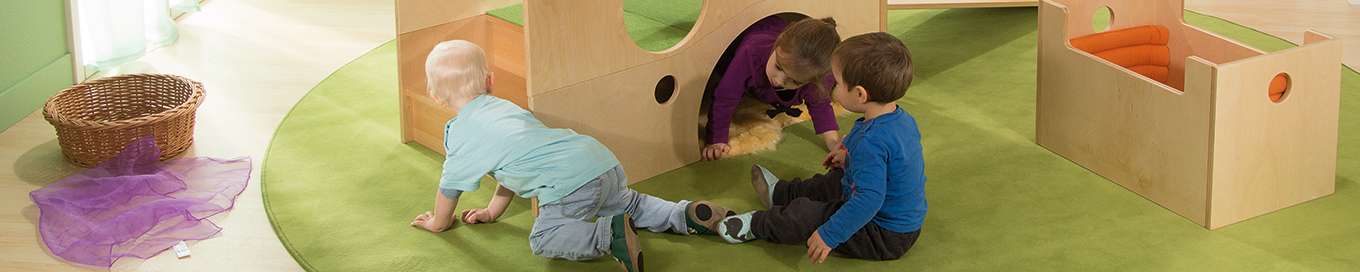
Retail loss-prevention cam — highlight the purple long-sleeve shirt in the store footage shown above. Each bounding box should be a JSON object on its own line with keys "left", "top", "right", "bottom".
{"left": 706, "top": 17, "right": 839, "bottom": 145}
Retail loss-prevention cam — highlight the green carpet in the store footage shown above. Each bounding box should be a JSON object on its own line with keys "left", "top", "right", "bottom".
{"left": 263, "top": 8, "right": 1360, "bottom": 271}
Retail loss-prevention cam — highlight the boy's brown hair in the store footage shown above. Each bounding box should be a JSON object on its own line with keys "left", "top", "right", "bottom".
{"left": 833, "top": 32, "right": 913, "bottom": 103}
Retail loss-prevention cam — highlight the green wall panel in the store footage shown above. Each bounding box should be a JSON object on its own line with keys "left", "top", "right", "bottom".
{"left": 1, "top": 1, "right": 74, "bottom": 131}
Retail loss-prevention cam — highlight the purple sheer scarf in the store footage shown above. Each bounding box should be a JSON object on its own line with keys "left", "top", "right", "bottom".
{"left": 30, "top": 136, "right": 251, "bottom": 267}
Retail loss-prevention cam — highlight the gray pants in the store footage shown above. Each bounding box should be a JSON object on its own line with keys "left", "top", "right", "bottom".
{"left": 528, "top": 165, "right": 690, "bottom": 261}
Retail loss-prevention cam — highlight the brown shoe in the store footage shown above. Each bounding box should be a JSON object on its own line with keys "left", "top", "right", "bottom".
{"left": 685, "top": 201, "right": 734, "bottom": 235}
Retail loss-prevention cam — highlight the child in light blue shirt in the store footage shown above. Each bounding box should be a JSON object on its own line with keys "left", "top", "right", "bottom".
{"left": 409, "top": 40, "right": 733, "bottom": 272}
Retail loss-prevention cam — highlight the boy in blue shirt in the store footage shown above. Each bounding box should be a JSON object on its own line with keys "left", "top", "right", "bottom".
{"left": 409, "top": 40, "right": 733, "bottom": 272}
{"left": 716, "top": 32, "right": 924, "bottom": 263}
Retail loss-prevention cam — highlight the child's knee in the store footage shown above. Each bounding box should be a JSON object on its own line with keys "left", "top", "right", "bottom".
{"left": 528, "top": 235, "right": 595, "bottom": 261}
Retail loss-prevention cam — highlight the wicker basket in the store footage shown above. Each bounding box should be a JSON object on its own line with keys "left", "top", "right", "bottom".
{"left": 42, "top": 74, "right": 206, "bottom": 167}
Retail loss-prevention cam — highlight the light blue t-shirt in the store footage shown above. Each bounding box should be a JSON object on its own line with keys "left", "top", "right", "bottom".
{"left": 439, "top": 95, "right": 620, "bottom": 205}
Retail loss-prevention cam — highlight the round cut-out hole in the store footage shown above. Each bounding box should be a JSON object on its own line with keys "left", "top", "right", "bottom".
{"left": 656, "top": 75, "right": 677, "bottom": 104}
{"left": 623, "top": 0, "right": 704, "bottom": 52}
{"left": 1092, "top": 6, "right": 1113, "bottom": 33}
{"left": 1269, "top": 73, "right": 1290, "bottom": 102}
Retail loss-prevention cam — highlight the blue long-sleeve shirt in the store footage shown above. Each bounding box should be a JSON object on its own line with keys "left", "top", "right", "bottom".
{"left": 817, "top": 106, "right": 927, "bottom": 249}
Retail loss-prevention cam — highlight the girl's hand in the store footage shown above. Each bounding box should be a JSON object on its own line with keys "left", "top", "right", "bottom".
{"left": 820, "top": 132, "right": 841, "bottom": 152}
{"left": 460, "top": 208, "right": 496, "bottom": 224}
{"left": 411, "top": 211, "right": 452, "bottom": 232}
{"left": 702, "top": 143, "right": 731, "bottom": 161}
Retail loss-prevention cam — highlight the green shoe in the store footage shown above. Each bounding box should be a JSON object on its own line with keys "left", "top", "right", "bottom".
{"left": 610, "top": 214, "right": 643, "bottom": 272}
{"left": 685, "top": 201, "right": 735, "bottom": 235}
{"left": 717, "top": 212, "right": 757, "bottom": 243}
{"left": 751, "top": 165, "right": 779, "bottom": 208}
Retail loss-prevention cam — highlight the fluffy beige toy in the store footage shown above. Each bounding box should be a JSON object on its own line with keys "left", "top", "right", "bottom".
{"left": 699, "top": 95, "right": 849, "bottom": 159}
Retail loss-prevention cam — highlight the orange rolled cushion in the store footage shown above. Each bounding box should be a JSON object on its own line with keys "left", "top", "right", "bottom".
{"left": 1070, "top": 25, "right": 1172, "bottom": 84}
{"left": 1092, "top": 45, "right": 1171, "bottom": 68}
{"left": 1069, "top": 25, "right": 1170, "bottom": 53}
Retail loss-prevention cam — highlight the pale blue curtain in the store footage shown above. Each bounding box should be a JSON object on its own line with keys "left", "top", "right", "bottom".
{"left": 78, "top": 0, "right": 200, "bottom": 71}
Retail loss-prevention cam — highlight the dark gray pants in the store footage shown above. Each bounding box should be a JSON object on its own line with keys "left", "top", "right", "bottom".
{"left": 751, "top": 168, "right": 921, "bottom": 260}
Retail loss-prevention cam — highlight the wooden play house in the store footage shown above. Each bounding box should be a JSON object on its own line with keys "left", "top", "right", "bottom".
{"left": 1036, "top": 0, "right": 1342, "bottom": 229}
{"left": 395, "top": 0, "right": 885, "bottom": 182}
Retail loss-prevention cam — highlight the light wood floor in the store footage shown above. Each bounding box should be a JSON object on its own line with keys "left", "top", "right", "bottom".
{"left": 1, "top": 0, "right": 395, "bottom": 271}
{"left": 0, "top": 0, "right": 1353, "bottom": 271}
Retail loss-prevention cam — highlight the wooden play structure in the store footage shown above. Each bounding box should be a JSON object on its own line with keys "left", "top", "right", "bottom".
{"left": 887, "top": 0, "right": 1036, "bottom": 9}
{"left": 395, "top": 0, "right": 885, "bottom": 183}
{"left": 1036, "top": 0, "right": 1341, "bottom": 229}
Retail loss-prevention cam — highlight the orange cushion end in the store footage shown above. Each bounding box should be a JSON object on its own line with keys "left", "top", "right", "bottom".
{"left": 1092, "top": 45, "right": 1171, "bottom": 68}
{"left": 1071, "top": 25, "right": 1173, "bottom": 84}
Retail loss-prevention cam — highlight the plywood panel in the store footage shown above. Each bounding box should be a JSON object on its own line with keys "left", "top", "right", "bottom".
{"left": 527, "top": 0, "right": 743, "bottom": 181}
{"left": 1055, "top": 1, "right": 1161, "bottom": 40}
{"left": 398, "top": 16, "right": 491, "bottom": 102}
{"left": 1053, "top": 0, "right": 1176, "bottom": 88}
{"left": 490, "top": 65, "right": 529, "bottom": 110}
{"left": 396, "top": 0, "right": 520, "bottom": 34}
{"left": 408, "top": 94, "right": 457, "bottom": 154}
{"left": 525, "top": 0, "right": 882, "bottom": 181}
{"left": 530, "top": 62, "right": 709, "bottom": 182}
{"left": 397, "top": 14, "right": 527, "bottom": 149}
{"left": 490, "top": 16, "right": 525, "bottom": 79}
{"left": 1206, "top": 33, "right": 1340, "bottom": 229}
{"left": 1165, "top": 22, "right": 1265, "bottom": 91}
{"left": 1186, "top": 0, "right": 1360, "bottom": 70}
{"left": 523, "top": 0, "right": 882, "bottom": 96}
{"left": 887, "top": 0, "right": 1036, "bottom": 9}
{"left": 398, "top": 15, "right": 489, "bottom": 143}
{"left": 1038, "top": 0, "right": 1213, "bottom": 225}
{"left": 1039, "top": 0, "right": 1343, "bottom": 229}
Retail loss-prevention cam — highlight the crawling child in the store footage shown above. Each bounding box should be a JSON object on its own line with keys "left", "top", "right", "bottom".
{"left": 410, "top": 40, "right": 733, "bottom": 272}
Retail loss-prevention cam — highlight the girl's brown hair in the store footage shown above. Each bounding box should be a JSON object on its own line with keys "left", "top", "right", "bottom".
{"left": 773, "top": 17, "right": 839, "bottom": 101}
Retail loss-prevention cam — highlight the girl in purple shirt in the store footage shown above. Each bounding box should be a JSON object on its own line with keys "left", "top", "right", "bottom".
{"left": 703, "top": 16, "right": 842, "bottom": 161}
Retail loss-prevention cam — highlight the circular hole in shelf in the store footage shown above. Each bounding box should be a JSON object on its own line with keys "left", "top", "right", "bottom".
{"left": 623, "top": 0, "right": 704, "bottom": 52}
{"left": 1092, "top": 6, "right": 1114, "bottom": 33}
{"left": 656, "top": 75, "right": 677, "bottom": 104}
{"left": 1269, "top": 73, "right": 1290, "bottom": 103}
